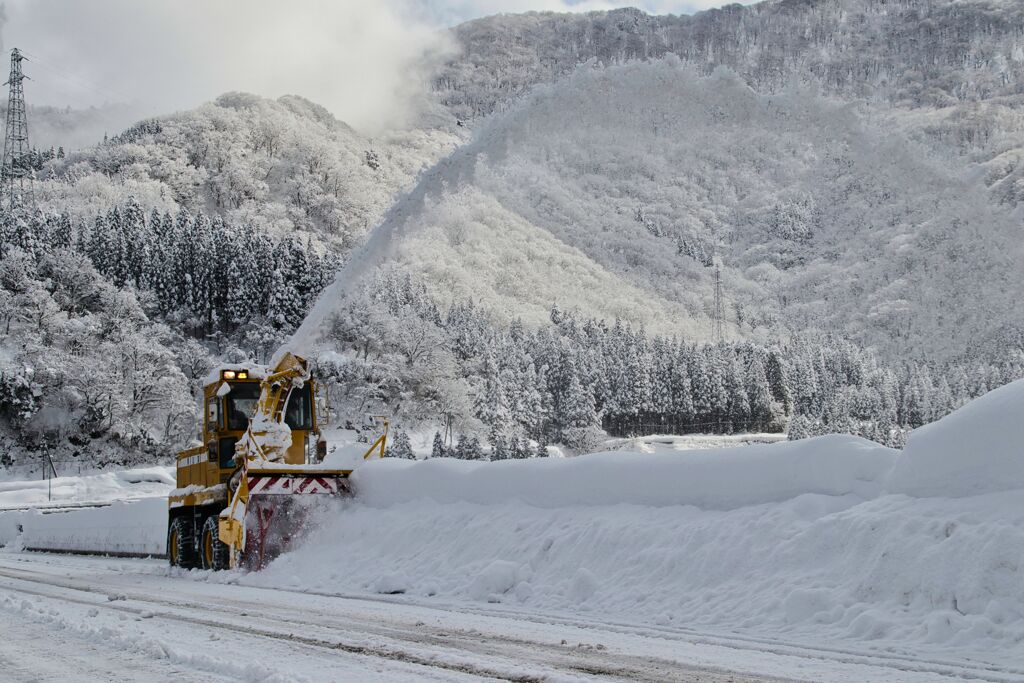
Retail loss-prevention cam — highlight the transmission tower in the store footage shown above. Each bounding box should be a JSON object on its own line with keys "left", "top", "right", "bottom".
{"left": 2, "top": 48, "right": 35, "bottom": 211}
{"left": 713, "top": 263, "right": 724, "bottom": 344}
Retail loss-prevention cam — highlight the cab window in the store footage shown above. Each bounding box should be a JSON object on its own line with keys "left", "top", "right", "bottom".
{"left": 225, "top": 382, "right": 260, "bottom": 430}
{"left": 206, "top": 397, "right": 220, "bottom": 431}
{"left": 284, "top": 384, "right": 313, "bottom": 430}
{"left": 219, "top": 437, "right": 236, "bottom": 469}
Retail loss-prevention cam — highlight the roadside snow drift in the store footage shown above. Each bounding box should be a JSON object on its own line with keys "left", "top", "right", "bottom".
{"left": 253, "top": 380, "right": 1024, "bottom": 659}
{"left": 0, "top": 499, "right": 167, "bottom": 556}
{"left": 887, "top": 378, "right": 1024, "bottom": 497}
{"left": 353, "top": 434, "right": 895, "bottom": 510}
{"left": 0, "top": 466, "right": 173, "bottom": 555}
{"left": 0, "top": 466, "right": 174, "bottom": 509}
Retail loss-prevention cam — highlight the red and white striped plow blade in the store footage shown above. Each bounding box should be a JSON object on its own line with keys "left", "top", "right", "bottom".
{"left": 247, "top": 475, "right": 348, "bottom": 495}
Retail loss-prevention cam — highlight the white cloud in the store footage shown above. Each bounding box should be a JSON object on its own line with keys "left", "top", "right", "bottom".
{"left": 4, "top": 0, "right": 454, "bottom": 133}
{"left": 2, "top": 0, "right": 752, "bottom": 131}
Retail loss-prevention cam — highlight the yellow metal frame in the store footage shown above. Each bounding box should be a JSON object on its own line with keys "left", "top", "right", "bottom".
{"left": 361, "top": 416, "right": 390, "bottom": 460}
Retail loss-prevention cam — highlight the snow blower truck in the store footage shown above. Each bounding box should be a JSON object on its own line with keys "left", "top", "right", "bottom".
{"left": 167, "top": 352, "right": 388, "bottom": 571}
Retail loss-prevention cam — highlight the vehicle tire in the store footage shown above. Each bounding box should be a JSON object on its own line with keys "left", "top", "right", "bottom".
{"left": 167, "top": 516, "right": 197, "bottom": 569}
{"left": 200, "top": 515, "right": 231, "bottom": 571}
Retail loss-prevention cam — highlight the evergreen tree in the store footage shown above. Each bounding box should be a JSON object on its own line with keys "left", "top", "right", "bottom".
{"left": 725, "top": 357, "right": 750, "bottom": 433}
{"left": 746, "top": 355, "right": 774, "bottom": 431}
{"left": 52, "top": 213, "right": 73, "bottom": 250}
{"left": 765, "top": 350, "right": 792, "bottom": 415}
{"left": 454, "top": 433, "right": 470, "bottom": 459}
{"left": 787, "top": 414, "right": 813, "bottom": 440}
{"left": 490, "top": 432, "right": 508, "bottom": 460}
{"left": 266, "top": 266, "right": 300, "bottom": 331}
{"left": 387, "top": 430, "right": 415, "bottom": 459}
{"left": 431, "top": 430, "right": 447, "bottom": 458}
{"left": 475, "top": 351, "right": 509, "bottom": 435}
{"left": 669, "top": 350, "right": 695, "bottom": 430}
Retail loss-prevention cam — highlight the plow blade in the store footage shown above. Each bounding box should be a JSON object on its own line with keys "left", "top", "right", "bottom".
{"left": 226, "top": 469, "right": 351, "bottom": 571}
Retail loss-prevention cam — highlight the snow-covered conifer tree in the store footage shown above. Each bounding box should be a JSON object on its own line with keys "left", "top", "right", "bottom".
{"left": 431, "top": 430, "right": 446, "bottom": 458}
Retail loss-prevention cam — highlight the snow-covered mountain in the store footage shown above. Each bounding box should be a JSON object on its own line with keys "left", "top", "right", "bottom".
{"left": 28, "top": 1, "right": 1024, "bottom": 365}
{"left": 409, "top": 0, "right": 1024, "bottom": 362}
{"left": 373, "top": 58, "right": 1022, "bottom": 363}
{"left": 37, "top": 92, "right": 463, "bottom": 251}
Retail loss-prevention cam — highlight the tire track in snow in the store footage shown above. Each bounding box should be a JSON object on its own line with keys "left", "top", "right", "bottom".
{"left": 0, "top": 563, "right": 789, "bottom": 683}
{"left": 0, "top": 569, "right": 540, "bottom": 682}
{"left": 5, "top": 552, "right": 1021, "bottom": 683}
{"left": 308, "top": 588, "right": 1024, "bottom": 683}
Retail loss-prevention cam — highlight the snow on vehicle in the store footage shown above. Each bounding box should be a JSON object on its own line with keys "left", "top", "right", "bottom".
{"left": 167, "top": 352, "right": 387, "bottom": 571}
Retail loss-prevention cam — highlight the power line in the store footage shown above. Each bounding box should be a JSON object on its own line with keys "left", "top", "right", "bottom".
{"left": 15, "top": 48, "right": 132, "bottom": 105}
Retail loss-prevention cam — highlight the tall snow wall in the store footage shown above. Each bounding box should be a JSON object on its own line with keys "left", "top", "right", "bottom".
{"left": 0, "top": 498, "right": 166, "bottom": 556}
{"left": 250, "top": 381, "right": 1024, "bottom": 657}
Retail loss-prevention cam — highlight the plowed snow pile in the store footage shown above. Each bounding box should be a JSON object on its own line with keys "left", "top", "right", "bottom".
{"left": 255, "top": 380, "right": 1024, "bottom": 659}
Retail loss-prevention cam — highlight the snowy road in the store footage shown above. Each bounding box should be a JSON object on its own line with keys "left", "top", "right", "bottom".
{"left": 0, "top": 552, "right": 1018, "bottom": 683}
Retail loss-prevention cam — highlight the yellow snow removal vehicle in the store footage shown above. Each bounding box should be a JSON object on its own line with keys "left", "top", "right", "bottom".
{"left": 167, "top": 352, "right": 387, "bottom": 571}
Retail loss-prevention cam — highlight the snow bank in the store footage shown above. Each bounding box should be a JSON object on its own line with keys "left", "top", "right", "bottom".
{"left": 352, "top": 434, "right": 896, "bottom": 510}
{"left": 252, "top": 386, "right": 1024, "bottom": 657}
{"left": 887, "top": 378, "right": 1024, "bottom": 497}
{"left": 0, "top": 509, "right": 25, "bottom": 548}
{"left": 0, "top": 466, "right": 174, "bottom": 509}
{"left": 258, "top": 489, "right": 1024, "bottom": 658}
{"left": 0, "top": 498, "right": 166, "bottom": 556}
{"left": 0, "top": 465, "right": 172, "bottom": 555}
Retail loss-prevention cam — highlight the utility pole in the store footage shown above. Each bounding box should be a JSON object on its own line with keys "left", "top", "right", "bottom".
{"left": 2, "top": 48, "right": 35, "bottom": 211}
{"left": 713, "top": 262, "right": 724, "bottom": 344}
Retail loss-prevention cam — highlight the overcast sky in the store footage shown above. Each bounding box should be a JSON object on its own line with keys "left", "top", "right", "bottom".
{"left": 1, "top": 0, "right": 753, "bottom": 133}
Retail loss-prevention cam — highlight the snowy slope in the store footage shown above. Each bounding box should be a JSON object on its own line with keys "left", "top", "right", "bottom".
{"left": 350, "top": 434, "right": 895, "bottom": 510}
{"left": 298, "top": 58, "right": 1022, "bottom": 362}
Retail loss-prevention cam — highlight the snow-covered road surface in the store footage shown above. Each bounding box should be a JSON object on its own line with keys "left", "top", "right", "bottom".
{"left": 0, "top": 552, "right": 1018, "bottom": 683}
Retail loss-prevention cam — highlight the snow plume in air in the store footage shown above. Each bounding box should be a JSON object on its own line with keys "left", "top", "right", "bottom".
{"left": 287, "top": 83, "right": 532, "bottom": 354}
{"left": 1, "top": 0, "right": 454, "bottom": 133}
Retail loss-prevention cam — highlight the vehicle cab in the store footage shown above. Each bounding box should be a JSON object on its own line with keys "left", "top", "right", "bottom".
{"left": 175, "top": 365, "right": 319, "bottom": 491}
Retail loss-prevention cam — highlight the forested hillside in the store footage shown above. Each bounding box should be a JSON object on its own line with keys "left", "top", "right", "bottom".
{"left": 438, "top": 1, "right": 1024, "bottom": 117}
{"left": 0, "top": 94, "right": 461, "bottom": 468}
{"left": 345, "top": 59, "right": 1022, "bottom": 363}
{"left": 437, "top": 0, "right": 1024, "bottom": 211}
{"left": 38, "top": 93, "right": 462, "bottom": 249}
{"left": 2, "top": 0, "right": 1023, "bottom": 470}
{"left": 322, "top": 270, "right": 1022, "bottom": 456}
